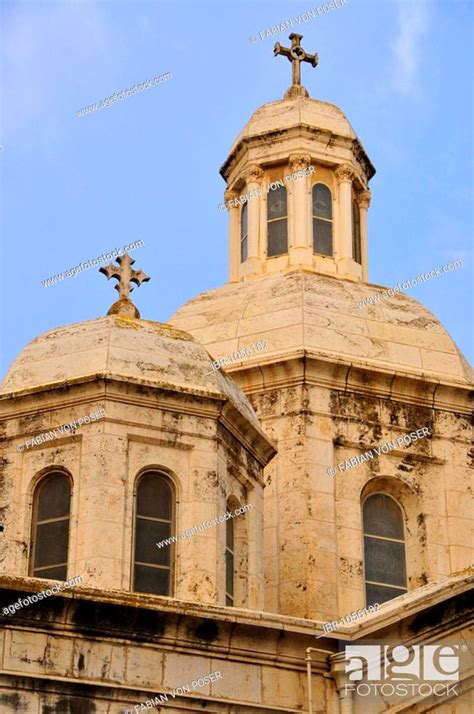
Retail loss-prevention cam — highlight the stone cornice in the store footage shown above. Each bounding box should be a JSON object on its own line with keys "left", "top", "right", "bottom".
{"left": 220, "top": 124, "right": 375, "bottom": 186}
{"left": 0, "top": 374, "right": 276, "bottom": 467}
{"left": 0, "top": 569, "right": 471, "bottom": 644}
{"left": 228, "top": 353, "right": 473, "bottom": 413}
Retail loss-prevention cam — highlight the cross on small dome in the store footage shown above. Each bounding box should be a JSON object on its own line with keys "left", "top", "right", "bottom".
{"left": 100, "top": 252, "right": 150, "bottom": 319}
{"left": 274, "top": 33, "right": 318, "bottom": 99}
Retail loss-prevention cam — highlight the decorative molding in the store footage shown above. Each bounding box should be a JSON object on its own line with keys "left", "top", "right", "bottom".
{"left": 242, "top": 164, "right": 264, "bottom": 184}
{"left": 357, "top": 190, "right": 371, "bottom": 209}
{"left": 335, "top": 164, "right": 357, "bottom": 183}
{"left": 224, "top": 188, "right": 239, "bottom": 204}
{"left": 288, "top": 154, "right": 312, "bottom": 172}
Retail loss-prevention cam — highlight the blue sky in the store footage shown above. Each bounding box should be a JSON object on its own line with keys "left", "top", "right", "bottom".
{"left": 1, "top": 0, "right": 473, "bottom": 376}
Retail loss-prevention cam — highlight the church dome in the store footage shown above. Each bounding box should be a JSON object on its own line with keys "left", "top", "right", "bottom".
{"left": 220, "top": 94, "right": 375, "bottom": 184}
{"left": 1, "top": 315, "right": 262, "bottom": 429}
{"left": 226, "top": 96, "right": 356, "bottom": 161}
{"left": 171, "top": 271, "right": 472, "bottom": 385}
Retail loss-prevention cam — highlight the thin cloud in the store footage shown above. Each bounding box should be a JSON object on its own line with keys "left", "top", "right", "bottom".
{"left": 390, "top": 0, "right": 429, "bottom": 96}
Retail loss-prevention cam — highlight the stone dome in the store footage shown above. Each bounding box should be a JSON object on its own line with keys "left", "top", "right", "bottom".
{"left": 220, "top": 95, "right": 375, "bottom": 182}
{"left": 0, "top": 315, "right": 264, "bottom": 431}
{"left": 170, "top": 271, "right": 472, "bottom": 385}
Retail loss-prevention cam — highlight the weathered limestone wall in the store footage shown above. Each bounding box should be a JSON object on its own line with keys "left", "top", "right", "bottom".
{"left": 0, "top": 377, "right": 268, "bottom": 610}
{"left": 0, "top": 580, "right": 334, "bottom": 713}
{"left": 236, "top": 357, "right": 473, "bottom": 622}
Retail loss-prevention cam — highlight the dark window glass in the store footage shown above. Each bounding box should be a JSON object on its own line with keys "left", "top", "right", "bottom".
{"left": 241, "top": 203, "right": 248, "bottom": 262}
{"left": 136, "top": 473, "right": 172, "bottom": 519}
{"left": 35, "top": 565, "right": 67, "bottom": 580}
{"left": 267, "top": 185, "right": 288, "bottom": 257}
{"left": 312, "top": 184, "right": 332, "bottom": 219}
{"left": 34, "top": 521, "right": 69, "bottom": 569}
{"left": 364, "top": 537, "right": 407, "bottom": 587}
{"left": 312, "top": 184, "right": 333, "bottom": 255}
{"left": 268, "top": 185, "right": 287, "bottom": 219}
{"left": 133, "top": 472, "right": 173, "bottom": 596}
{"left": 241, "top": 236, "right": 248, "bottom": 262}
{"left": 37, "top": 474, "right": 70, "bottom": 520}
{"left": 363, "top": 494, "right": 404, "bottom": 539}
{"left": 312, "top": 218, "right": 333, "bottom": 256}
{"left": 31, "top": 473, "right": 71, "bottom": 580}
{"left": 366, "top": 583, "right": 407, "bottom": 607}
{"left": 268, "top": 220, "right": 288, "bottom": 257}
{"left": 134, "top": 564, "right": 170, "bottom": 597}
{"left": 363, "top": 495, "right": 407, "bottom": 606}
{"left": 135, "top": 519, "right": 172, "bottom": 566}
{"left": 225, "top": 518, "right": 234, "bottom": 606}
{"left": 352, "top": 199, "right": 361, "bottom": 264}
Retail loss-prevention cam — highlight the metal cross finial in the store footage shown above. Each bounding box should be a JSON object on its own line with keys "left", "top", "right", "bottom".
{"left": 274, "top": 33, "right": 318, "bottom": 99}
{"left": 100, "top": 252, "right": 150, "bottom": 318}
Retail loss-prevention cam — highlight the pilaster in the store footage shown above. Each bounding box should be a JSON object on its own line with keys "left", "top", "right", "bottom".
{"left": 225, "top": 189, "right": 240, "bottom": 283}
{"left": 288, "top": 154, "right": 313, "bottom": 268}
{"left": 357, "top": 190, "right": 371, "bottom": 283}
{"left": 335, "top": 164, "right": 357, "bottom": 277}
{"left": 242, "top": 165, "right": 264, "bottom": 278}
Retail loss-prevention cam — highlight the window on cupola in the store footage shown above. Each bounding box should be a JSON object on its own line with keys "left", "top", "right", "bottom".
{"left": 352, "top": 199, "right": 362, "bottom": 264}
{"left": 241, "top": 202, "right": 248, "bottom": 262}
{"left": 30, "top": 472, "right": 71, "bottom": 580}
{"left": 267, "top": 185, "right": 288, "bottom": 257}
{"left": 363, "top": 493, "right": 407, "bottom": 606}
{"left": 133, "top": 472, "right": 174, "bottom": 596}
{"left": 312, "top": 183, "right": 333, "bottom": 256}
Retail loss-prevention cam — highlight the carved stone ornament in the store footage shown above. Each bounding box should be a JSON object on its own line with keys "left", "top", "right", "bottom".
{"left": 242, "top": 165, "right": 264, "bottom": 184}
{"left": 335, "top": 164, "right": 357, "bottom": 183}
{"left": 288, "top": 154, "right": 312, "bottom": 172}
{"left": 357, "top": 190, "right": 371, "bottom": 209}
{"left": 224, "top": 188, "right": 239, "bottom": 204}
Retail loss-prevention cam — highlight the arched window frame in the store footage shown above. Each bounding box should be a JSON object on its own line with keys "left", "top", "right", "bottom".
{"left": 267, "top": 182, "right": 288, "bottom": 257}
{"left": 132, "top": 470, "right": 175, "bottom": 597}
{"left": 362, "top": 492, "right": 408, "bottom": 606}
{"left": 352, "top": 197, "right": 361, "bottom": 264}
{"left": 240, "top": 202, "right": 248, "bottom": 263}
{"left": 30, "top": 470, "right": 72, "bottom": 580}
{"left": 312, "top": 182, "right": 334, "bottom": 256}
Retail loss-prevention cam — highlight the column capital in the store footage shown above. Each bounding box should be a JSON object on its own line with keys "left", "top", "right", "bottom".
{"left": 288, "top": 153, "right": 312, "bottom": 172}
{"left": 242, "top": 164, "right": 264, "bottom": 184}
{"left": 357, "top": 190, "right": 371, "bottom": 209}
{"left": 224, "top": 188, "right": 240, "bottom": 205}
{"left": 335, "top": 164, "right": 357, "bottom": 183}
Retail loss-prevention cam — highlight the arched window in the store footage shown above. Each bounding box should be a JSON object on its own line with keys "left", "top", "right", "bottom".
{"left": 31, "top": 472, "right": 71, "bottom": 580}
{"left": 225, "top": 517, "right": 234, "bottom": 606}
{"left": 133, "top": 472, "right": 174, "bottom": 596}
{"left": 240, "top": 202, "right": 248, "bottom": 262}
{"left": 363, "top": 494, "right": 407, "bottom": 606}
{"left": 312, "top": 183, "right": 333, "bottom": 256}
{"left": 352, "top": 199, "right": 361, "bottom": 264}
{"left": 267, "top": 184, "right": 288, "bottom": 257}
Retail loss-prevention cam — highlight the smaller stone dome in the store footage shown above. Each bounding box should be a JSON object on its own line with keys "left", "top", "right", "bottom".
{"left": 1, "top": 315, "right": 263, "bottom": 432}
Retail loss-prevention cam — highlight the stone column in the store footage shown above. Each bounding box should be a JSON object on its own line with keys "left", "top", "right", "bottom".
{"left": 357, "top": 190, "right": 371, "bottom": 283}
{"left": 225, "top": 189, "right": 240, "bottom": 283}
{"left": 242, "top": 165, "right": 264, "bottom": 276}
{"left": 335, "top": 164, "right": 357, "bottom": 276}
{"left": 288, "top": 153, "right": 313, "bottom": 268}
